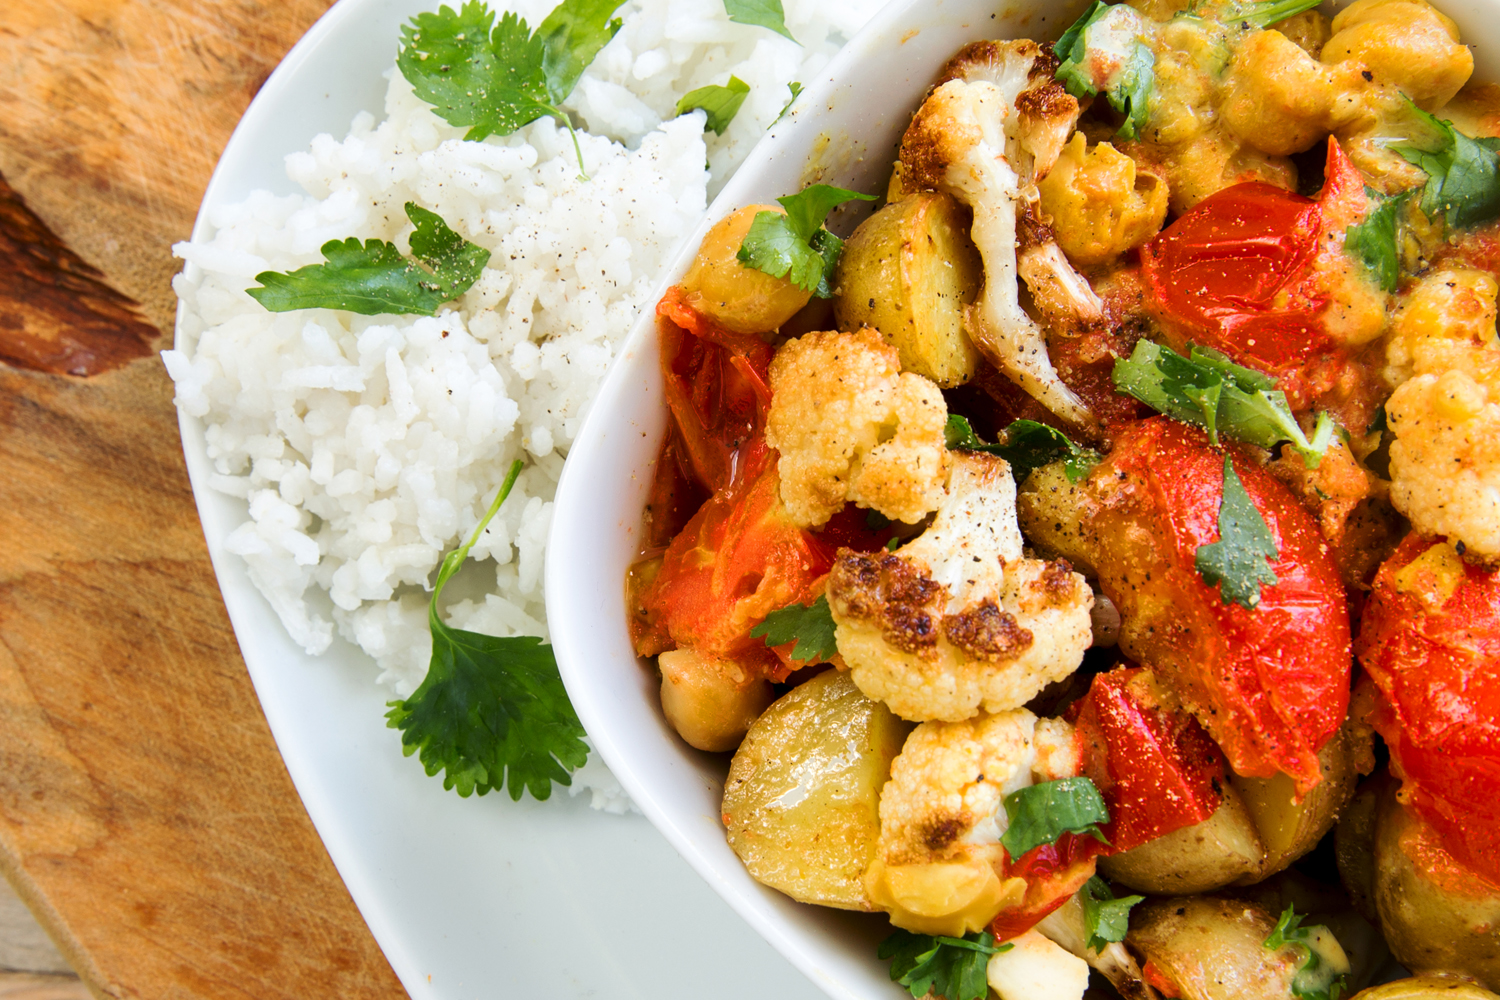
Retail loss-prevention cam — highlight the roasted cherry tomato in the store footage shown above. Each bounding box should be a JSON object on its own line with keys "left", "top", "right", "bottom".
{"left": 1087, "top": 419, "right": 1352, "bottom": 794}
{"left": 989, "top": 832, "right": 1103, "bottom": 942}
{"left": 1357, "top": 533, "right": 1500, "bottom": 885}
{"left": 1070, "top": 665, "right": 1227, "bottom": 853}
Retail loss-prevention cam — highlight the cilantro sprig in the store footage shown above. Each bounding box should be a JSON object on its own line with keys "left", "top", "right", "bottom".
{"left": 1227, "top": 0, "right": 1324, "bottom": 28}
{"left": 676, "top": 76, "right": 750, "bottom": 135}
{"left": 736, "top": 184, "right": 877, "bottom": 297}
{"left": 1394, "top": 102, "right": 1500, "bottom": 230}
{"left": 1344, "top": 188, "right": 1412, "bottom": 293}
{"left": 1080, "top": 876, "right": 1144, "bottom": 952}
{"left": 1000, "top": 777, "right": 1110, "bottom": 859}
{"left": 945, "top": 415, "right": 1101, "bottom": 484}
{"left": 723, "top": 0, "right": 797, "bottom": 43}
{"left": 1054, "top": 1, "right": 1155, "bottom": 140}
{"left": 386, "top": 460, "right": 589, "bottom": 799}
{"left": 397, "top": 0, "right": 626, "bottom": 176}
{"left": 1196, "top": 456, "right": 1280, "bottom": 611}
{"left": 749, "top": 594, "right": 838, "bottom": 663}
{"left": 1113, "top": 341, "right": 1334, "bottom": 467}
{"left": 879, "top": 930, "right": 1010, "bottom": 1000}
{"left": 1263, "top": 906, "right": 1350, "bottom": 1000}
{"left": 247, "top": 203, "right": 490, "bottom": 316}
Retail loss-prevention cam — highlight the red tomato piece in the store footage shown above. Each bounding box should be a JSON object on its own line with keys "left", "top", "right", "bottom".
{"left": 989, "top": 832, "right": 1102, "bottom": 942}
{"left": 1140, "top": 140, "right": 1368, "bottom": 384}
{"left": 1357, "top": 533, "right": 1500, "bottom": 885}
{"left": 1069, "top": 666, "right": 1226, "bottom": 853}
{"left": 1093, "top": 419, "right": 1352, "bottom": 794}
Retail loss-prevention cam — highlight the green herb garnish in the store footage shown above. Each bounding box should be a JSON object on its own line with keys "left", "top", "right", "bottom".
{"left": 1112, "top": 341, "right": 1334, "bottom": 467}
{"left": 1054, "top": 1, "right": 1155, "bottom": 140}
{"left": 1263, "top": 905, "right": 1351, "bottom": 1000}
{"left": 750, "top": 594, "right": 838, "bottom": 662}
{"left": 1000, "top": 777, "right": 1110, "bottom": 859}
{"left": 1344, "top": 188, "right": 1412, "bottom": 293}
{"left": 773, "top": 81, "right": 804, "bottom": 125}
{"left": 879, "top": 930, "right": 1009, "bottom": 1000}
{"left": 945, "top": 415, "right": 1101, "bottom": 483}
{"left": 676, "top": 76, "right": 751, "bottom": 135}
{"left": 736, "top": 183, "right": 876, "bottom": 297}
{"left": 385, "top": 460, "right": 589, "bottom": 799}
{"left": 1195, "top": 456, "right": 1280, "bottom": 611}
{"left": 397, "top": 0, "right": 626, "bottom": 176}
{"left": 1080, "top": 875, "right": 1144, "bottom": 952}
{"left": 247, "top": 202, "right": 490, "bottom": 316}
{"left": 1229, "top": 0, "right": 1324, "bottom": 28}
{"left": 1395, "top": 102, "right": 1500, "bottom": 230}
{"left": 723, "top": 0, "right": 797, "bottom": 42}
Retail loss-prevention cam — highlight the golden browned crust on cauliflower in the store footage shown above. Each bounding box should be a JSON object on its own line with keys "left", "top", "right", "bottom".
{"left": 765, "top": 328, "right": 948, "bottom": 528}
{"left": 828, "top": 451, "right": 1094, "bottom": 722}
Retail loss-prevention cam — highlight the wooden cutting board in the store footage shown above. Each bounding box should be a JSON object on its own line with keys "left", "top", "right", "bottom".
{"left": 0, "top": 1, "right": 408, "bottom": 996}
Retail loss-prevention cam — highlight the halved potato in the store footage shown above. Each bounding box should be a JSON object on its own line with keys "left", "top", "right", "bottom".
{"left": 1353, "top": 978, "right": 1500, "bottom": 1000}
{"left": 1099, "top": 781, "right": 1266, "bottom": 895}
{"left": 722, "top": 669, "right": 913, "bottom": 910}
{"left": 833, "top": 193, "right": 983, "bottom": 387}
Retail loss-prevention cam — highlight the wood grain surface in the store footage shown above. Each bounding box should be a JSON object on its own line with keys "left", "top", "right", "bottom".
{"left": 0, "top": 0, "right": 409, "bottom": 996}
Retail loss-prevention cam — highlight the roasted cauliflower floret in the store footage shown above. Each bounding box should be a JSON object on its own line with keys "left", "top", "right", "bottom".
{"left": 1323, "top": 0, "right": 1472, "bottom": 109}
{"left": 900, "top": 40, "right": 1099, "bottom": 429}
{"left": 827, "top": 451, "right": 1094, "bottom": 722}
{"left": 766, "top": 328, "right": 948, "bottom": 527}
{"left": 1038, "top": 133, "right": 1169, "bottom": 267}
{"left": 1384, "top": 269, "right": 1500, "bottom": 387}
{"left": 865, "top": 709, "right": 1079, "bottom": 935}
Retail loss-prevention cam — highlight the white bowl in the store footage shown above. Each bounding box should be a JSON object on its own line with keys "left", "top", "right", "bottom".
{"left": 547, "top": 0, "right": 1500, "bottom": 997}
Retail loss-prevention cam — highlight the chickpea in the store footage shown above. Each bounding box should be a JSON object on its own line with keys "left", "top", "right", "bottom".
{"left": 657, "top": 648, "right": 774, "bottom": 752}
{"left": 1038, "top": 133, "right": 1168, "bottom": 268}
{"left": 1221, "top": 30, "right": 1358, "bottom": 156}
{"left": 1324, "top": 0, "right": 1473, "bottom": 109}
{"left": 678, "top": 205, "right": 814, "bottom": 335}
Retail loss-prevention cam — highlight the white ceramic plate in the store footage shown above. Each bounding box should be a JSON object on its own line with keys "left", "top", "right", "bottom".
{"left": 547, "top": 2, "right": 1500, "bottom": 1000}
{"left": 174, "top": 0, "right": 852, "bottom": 997}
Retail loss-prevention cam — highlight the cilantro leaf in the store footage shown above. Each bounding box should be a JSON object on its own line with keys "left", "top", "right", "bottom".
{"left": 1195, "top": 456, "right": 1280, "bottom": 610}
{"left": 248, "top": 202, "right": 490, "bottom": 315}
{"left": 1113, "top": 341, "right": 1334, "bottom": 467}
{"left": 386, "top": 460, "right": 588, "bottom": 800}
{"left": 1080, "top": 876, "right": 1144, "bottom": 952}
{"left": 773, "top": 81, "right": 803, "bottom": 125}
{"left": 1053, "top": 1, "right": 1154, "bottom": 140}
{"left": 879, "top": 930, "right": 1009, "bottom": 1000}
{"left": 536, "top": 0, "right": 627, "bottom": 104}
{"left": 723, "top": 0, "right": 797, "bottom": 43}
{"left": 1344, "top": 188, "right": 1411, "bottom": 293}
{"left": 945, "top": 415, "right": 1100, "bottom": 483}
{"left": 736, "top": 184, "right": 876, "bottom": 296}
{"left": 1395, "top": 102, "right": 1500, "bottom": 229}
{"left": 750, "top": 594, "right": 838, "bottom": 662}
{"left": 1263, "top": 905, "right": 1351, "bottom": 1000}
{"left": 1000, "top": 777, "right": 1110, "bottom": 859}
{"left": 676, "top": 76, "right": 751, "bottom": 135}
{"left": 1231, "top": 0, "right": 1324, "bottom": 28}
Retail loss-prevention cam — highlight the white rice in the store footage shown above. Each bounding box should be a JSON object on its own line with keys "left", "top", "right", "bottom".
{"left": 166, "top": 0, "right": 882, "bottom": 803}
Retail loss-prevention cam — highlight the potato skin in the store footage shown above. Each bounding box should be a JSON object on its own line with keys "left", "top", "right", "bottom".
{"left": 1127, "top": 896, "right": 1312, "bottom": 1000}
{"left": 1353, "top": 978, "right": 1500, "bottom": 1000}
{"left": 1099, "top": 781, "right": 1265, "bottom": 895}
{"left": 659, "top": 648, "right": 774, "bottom": 752}
{"left": 1371, "top": 784, "right": 1500, "bottom": 989}
{"left": 722, "top": 669, "right": 913, "bottom": 910}
{"left": 833, "top": 193, "right": 983, "bottom": 387}
{"left": 680, "top": 205, "right": 813, "bottom": 335}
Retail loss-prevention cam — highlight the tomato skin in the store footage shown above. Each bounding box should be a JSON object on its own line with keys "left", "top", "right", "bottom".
{"left": 1069, "top": 666, "right": 1226, "bottom": 853}
{"left": 989, "top": 832, "right": 1102, "bottom": 942}
{"left": 1357, "top": 533, "right": 1500, "bottom": 885}
{"left": 1091, "top": 419, "right": 1352, "bottom": 794}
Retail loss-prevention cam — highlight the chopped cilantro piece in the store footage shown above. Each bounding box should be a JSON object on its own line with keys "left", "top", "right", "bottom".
{"left": 1395, "top": 102, "right": 1500, "bottom": 230}
{"left": 879, "top": 930, "right": 1009, "bottom": 1000}
{"left": 1230, "top": 0, "right": 1324, "bottom": 28}
{"left": 723, "top": 0, "right": 797, "bottom": 43}
{"left": 1344, "top": 188, "right": 1412, "bottom": 293}
{"left": 1113, "top": 341, "right": 1334, "bottom": 467}
{"left": 945, "top": 415, "right": 1100, "bottom": 483}
{"left": 1000, "top": 777, "right": 1110, "bottom": 859}
{"left": 1080, "top": 876, "right": 1144, "bottom": 952}
{"left": 1195, "top": 456, "right": 1280, "bottom": 611}
{"left": 1054, "top": 1, "right": 1154, "bottom": 140}
{"left": 247, "top": 203, "right": 490, "bottom": 316}
{"left": 397, "top": 0, "right": 626, "bottom": 176}
{"left": 736, "top": 184, "right": 876, "bottom": 296}
{"left": 385, "top": 460, "right": 589, "bottom": 799}
{"left": 675, "top": 76, "right": 751, "bottom": 134}
{"left": 773, "top": 81, "right": 804, "bottom": 125}
{"left": 1263, "top": 905, "right": 1351, "bottom": 1000}
{"left": 750, "top": 594, "right": 838, "bottom": 662}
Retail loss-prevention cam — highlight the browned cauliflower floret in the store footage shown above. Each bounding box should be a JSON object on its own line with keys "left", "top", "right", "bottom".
{"left": 1037, "top": 133, "right": 1169, "bottom": 268}
{"left": 827, "top": 451, "right": 1093, "bottom": 722}
{"left": 765, "top": 329, "right": 948, "bottom": 528}
{"left": 864, "top": 709, "right": 1079, "bottom": 935}
{"left": 1384, "top": 269, "right": 1500, "bottom": 387}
